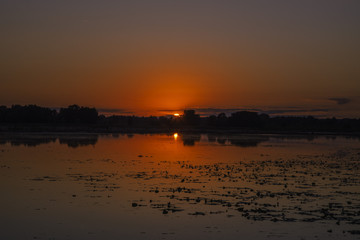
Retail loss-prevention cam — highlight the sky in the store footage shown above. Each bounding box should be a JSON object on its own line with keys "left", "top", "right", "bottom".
{"left": 1, "top": 0, "right": 360, "bottom": 117}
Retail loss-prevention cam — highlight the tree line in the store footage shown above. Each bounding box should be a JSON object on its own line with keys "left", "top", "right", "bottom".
{"left": 0, "top": 105, "right": 98, "bottom": 124}
{"left": 0, "top": 105, "right": 359, "bottom": 132}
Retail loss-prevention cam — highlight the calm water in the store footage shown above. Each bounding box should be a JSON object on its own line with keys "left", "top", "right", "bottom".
{"left": 0, "top": 133, "right": 360, "bottom": 240}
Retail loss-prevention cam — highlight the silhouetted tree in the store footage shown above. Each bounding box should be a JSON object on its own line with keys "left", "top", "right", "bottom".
{"left": 58, "top": 105, "right": 98, "bottom": 124}
{"left": 0, "top": 105, "right": 56, "bottom": 123}
{"left": 216, "top": 113, "right": 228, "bottom": 127}
{"left": 229, "top": 111, "right": 264, "bottom": 128}
{"left": 182, "top": 110, "right": 200, "bottom": 126}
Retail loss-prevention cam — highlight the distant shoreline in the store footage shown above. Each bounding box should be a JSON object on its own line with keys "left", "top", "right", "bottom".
{"left": 1, "top": 105, "right": 359, "bottom": 135}
{"left": 1, "top": 124, "right": 359, "bottom": 137}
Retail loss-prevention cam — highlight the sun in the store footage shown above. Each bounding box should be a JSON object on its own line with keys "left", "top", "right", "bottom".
{"left": 174, "top": 113, "right": 180, "bottom": 117}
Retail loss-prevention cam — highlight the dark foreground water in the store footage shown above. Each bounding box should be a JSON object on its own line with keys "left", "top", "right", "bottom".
{"left": 0, "top": 133, "right": 360, "bottom": 240}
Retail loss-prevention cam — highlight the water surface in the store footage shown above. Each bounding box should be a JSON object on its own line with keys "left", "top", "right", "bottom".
{"left": 1, "top": 133, "right": 360, "bottom": 240}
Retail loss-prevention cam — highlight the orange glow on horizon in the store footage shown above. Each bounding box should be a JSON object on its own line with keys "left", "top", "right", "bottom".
{"left": 173, "top": 133, "right": 178, "bottom": 140}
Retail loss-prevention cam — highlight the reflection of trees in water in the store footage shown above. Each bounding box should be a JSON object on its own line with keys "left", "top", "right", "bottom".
{"left": 58, "top": 135, "right": 98, "bottom": 148}
{"left": 215, "top": 136, "right": 269, "bottom": 147}
{"left": 182, "top": 134, "right": 201, "bottom": 146}
{"left": 274, "top": 135, "right": 316, "bottom": 142}
{"left": 0, "top": 135, "right": 98, "bottom": 148}
{"left": 228, "top": 137, "right": 269, "bottom": 147}
{"left": 179, "top": 134, "right": 269, "bottom": 147}
{"left": 0, "top": 133, "right": 358, "bottom": 148}
{"left": 216, "top": 136, "right": 227, "bottom": 145}
{"left": 0, "top": 136, "right": 57, "bottom": 147}
{"left": 10, "top": 138, "right": 56, "bottom": 147}
{"left": 178, "top": 134, "right": 351, "bottom": 148}
{"left": 207, "top": 134, "right": 216, "bottom": 143}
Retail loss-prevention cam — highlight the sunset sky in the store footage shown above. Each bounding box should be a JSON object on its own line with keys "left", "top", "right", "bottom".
{"left": 1, "top": 0, "right": 360, "bottom": 117}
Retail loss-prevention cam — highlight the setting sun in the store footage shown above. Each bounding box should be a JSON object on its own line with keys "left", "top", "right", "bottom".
{"left": 174, "top": 113, "right": 180, "bottom": 117}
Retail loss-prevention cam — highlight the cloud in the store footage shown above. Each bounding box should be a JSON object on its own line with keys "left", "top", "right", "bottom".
{"left": 158, "top": 108, "right": 262, "bottom": 116}
{"left": 97, "top": 108, "right": 134, "bottom": 115}
{"left": 158, "top": 107, "right": 330, "bottom": 117}
{"left": 328, "top": 98, "right": 351, "bottom": 105}
{"left": 264, "top": 108, "right": 329, "bottom": 115}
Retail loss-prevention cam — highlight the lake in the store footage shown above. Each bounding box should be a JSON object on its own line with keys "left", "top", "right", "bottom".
{"left": 0, "top": 133, "right": 360, "bottom": 240}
